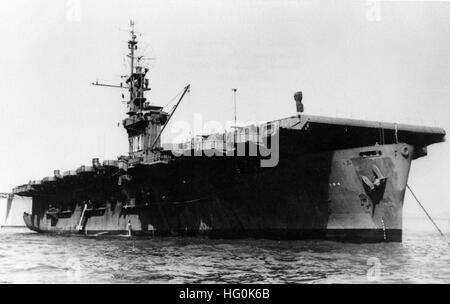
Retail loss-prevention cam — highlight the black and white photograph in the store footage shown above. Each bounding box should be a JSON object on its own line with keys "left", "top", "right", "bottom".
{"left": 0, "top": 0, "right": 449, "bottom": 289}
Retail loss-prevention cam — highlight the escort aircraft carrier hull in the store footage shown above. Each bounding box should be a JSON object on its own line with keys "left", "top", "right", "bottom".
{"left": 16, "top": 115, "right": 445, "bottom": 242}
{"left": 12, "top": 27, "right": 446, "bottom": 242}
{"left": 22, "top": 143, "right": 406, "bottom": 242}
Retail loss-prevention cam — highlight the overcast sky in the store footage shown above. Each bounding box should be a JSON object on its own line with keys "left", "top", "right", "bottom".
{"left": 0, "top": 0, "right": 448, "bottom": 219}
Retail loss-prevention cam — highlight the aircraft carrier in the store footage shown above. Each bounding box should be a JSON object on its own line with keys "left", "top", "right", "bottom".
{"left": 11, "top": 24, "right": 445, "bottom": 242}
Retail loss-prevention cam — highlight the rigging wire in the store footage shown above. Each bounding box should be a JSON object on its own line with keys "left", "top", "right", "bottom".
{"left": 163, "top": 89, "right": 184, "bottom": 110}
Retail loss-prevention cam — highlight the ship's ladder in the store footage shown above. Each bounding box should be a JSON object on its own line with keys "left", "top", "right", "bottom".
{"left": 76, "top": 204, "right": 88, "bottom": 231}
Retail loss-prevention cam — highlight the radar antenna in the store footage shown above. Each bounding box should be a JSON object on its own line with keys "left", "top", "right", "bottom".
{"left": 92, "top": 21, "right": 190, "bottom": 160}
{"left": 92, "top": 20, "right": 151, "bottom": 116}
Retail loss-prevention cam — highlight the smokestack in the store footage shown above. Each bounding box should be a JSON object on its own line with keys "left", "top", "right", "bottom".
{"left": 294, "top": 91, "right": 303, "bottom": 113}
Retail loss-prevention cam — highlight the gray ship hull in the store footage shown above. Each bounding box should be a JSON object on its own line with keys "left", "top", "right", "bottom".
{"left": 22, "top": 142, "right": 412, "bottom": 242}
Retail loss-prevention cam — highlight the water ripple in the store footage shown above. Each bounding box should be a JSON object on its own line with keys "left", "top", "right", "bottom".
{"left": 0, "top": 228, "right": 448, "bottom": 283}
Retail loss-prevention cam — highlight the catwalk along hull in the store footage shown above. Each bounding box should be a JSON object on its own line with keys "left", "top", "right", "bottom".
{"left": 22, "top": 142, "right": 412, "bottom": 242}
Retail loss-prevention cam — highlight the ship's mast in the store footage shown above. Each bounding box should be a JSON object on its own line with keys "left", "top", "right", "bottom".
{"left": 128, "top": 20, "right": 137, "bottom": 105}
{"left": 93, "top": 20, "right": 151, "bottom": 116}
{"left": 93, "top": 21, "right": 189, "bottom": 162}
{"left": 124, "top": 20, "right": 152, "bottom": 116}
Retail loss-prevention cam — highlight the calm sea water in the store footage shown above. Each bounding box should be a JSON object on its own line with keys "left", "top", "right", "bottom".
{"left": 0, "top": 228, "right": 448, "bottom": 284}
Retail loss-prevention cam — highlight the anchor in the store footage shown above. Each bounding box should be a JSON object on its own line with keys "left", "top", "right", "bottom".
{"left": 361, "top": 165, "right": 387, "bottom": 215}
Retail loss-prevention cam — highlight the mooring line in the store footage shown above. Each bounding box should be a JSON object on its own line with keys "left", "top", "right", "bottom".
{"left": 406, "top": 184, "right": 445, "bottom": 237}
